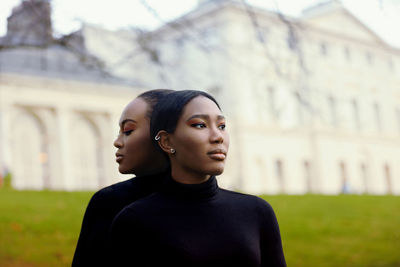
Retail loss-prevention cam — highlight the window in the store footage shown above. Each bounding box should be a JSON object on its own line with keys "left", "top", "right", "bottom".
{"left": 388, "top": 59, "right": 394, "bottom": 71}
{"left": 339, "top": 161, "right": 350, "bottom": 193}
{"left": 373, "top": 102, "right": 382, "bottom": 131}
{"left": 360, "top": 163, "right": 368, "bottom": 193}
{"left": 396, "top": 107, "right": 400, "bottom": 133}
{"left": 296, "top": 92, "right": 304, "bottom": 124}
{"left": 275, "top": 159, "right": 285, "bottom": 193}
{"left": 366, "top": 52, "right": 373, "bottom": 65}
{"left": 304, "top": 160, "right": 312, "bottom": 193}
{"left": 352, "top": 98, "right": 361, "bottom": 130}
{"left": 255, "top": 26, "right": 268, "bottom": 44}
{"left": 175, "top": 37, "right": 184, "bottom": 47}
{"left": 200, "top": 28, "right": 219, "bottom": 47}
{"left": 328, "top": 96, "right": 337, "bottom": 126}
{"left": 344, "top": 46, "right": 351, "bottom": 60}
{"left": 287, "top": 28, "right": 297, "bottom": 51}
{"left": 320, "top": 42, "right": 327, "bottom": 56}
{"left": 268, "top": 87, "right": 277, "bottom": 120}
{"left": 384, "top": 164, "right": 392, "bottom": 194}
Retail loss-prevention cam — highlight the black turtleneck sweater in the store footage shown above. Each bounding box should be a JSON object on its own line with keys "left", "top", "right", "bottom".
{"left": 72, "top": 173, "right": 165, "bottom": 267}
{"left": 110, "top": 175, "right": 286, "bottom": 267}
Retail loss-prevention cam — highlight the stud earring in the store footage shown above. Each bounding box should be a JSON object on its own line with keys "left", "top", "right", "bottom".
{"left": 170, "top": 148, "right": 176, "bottom": 154}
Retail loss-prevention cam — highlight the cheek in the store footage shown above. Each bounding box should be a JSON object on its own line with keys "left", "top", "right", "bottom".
{"left": 176, "top": 132, "right": 206, "bottom": 154}
{"left": 126, "top": 130, "right": 151, "bottom": 152}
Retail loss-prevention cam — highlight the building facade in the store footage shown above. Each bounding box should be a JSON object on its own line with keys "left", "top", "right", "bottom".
{"left": 87, "top": 0, "right": 400, "bottom": 195}
{"left": 0, "top": 0, "right": 140, "bottom": 190}
{"left": 1, "top": 0, "right": 399, "bottom": 194}
{"left": 0, "top": 73, "right": 135, "bottom": 190}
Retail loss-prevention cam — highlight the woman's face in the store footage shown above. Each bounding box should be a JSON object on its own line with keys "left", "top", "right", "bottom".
{"left": 169, "top": 96, "right": 229, "bottom": 182}
{"left": 114, "top": 97, "right": 163, "bottom": 175}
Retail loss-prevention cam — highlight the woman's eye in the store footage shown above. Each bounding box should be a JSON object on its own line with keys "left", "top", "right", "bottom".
{"left": 123, "top": 130, "right": 133, "bottom": 136}
{"left": 218, "top": 124, "right": 226, "bottom": 130}
{"left": 191, "top": 123, "right": 206, "bottom": 129}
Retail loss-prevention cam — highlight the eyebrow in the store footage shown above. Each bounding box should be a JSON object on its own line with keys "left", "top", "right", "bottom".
{"left": 186, "top": 114, "right": 225, "bottom": 121}
{"left": 120, "top": 119, "right": 137, "bottom": 127}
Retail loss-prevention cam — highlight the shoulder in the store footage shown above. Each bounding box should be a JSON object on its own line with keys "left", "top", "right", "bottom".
{"left": 122, "top": 191, "right": 161, "bottom": 213}
{"left": 87, "top": 178, "right": 136, "bottom": 208}
{"left": 110, "top": 192, "right": 159, "bottom": 227}
{"left": 219, "top": 188, "right": 268, "bottom": 204}
{"left": 219, "top": 189, "right": 276, "bottom": 214}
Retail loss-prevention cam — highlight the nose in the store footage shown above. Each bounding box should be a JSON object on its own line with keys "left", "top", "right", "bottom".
{"left": 114, "top": 135, "right": 123, "bottom": 148}
{"left": 209, "top": 126, "right": 224, "bottom": 144}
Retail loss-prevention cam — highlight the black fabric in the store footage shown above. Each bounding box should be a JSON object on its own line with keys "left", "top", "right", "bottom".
{"left": 72, "top": 173, "right": 165, "bottom": 267}
{"left": 110, "top": 175, "right": 286, "bottom": 267}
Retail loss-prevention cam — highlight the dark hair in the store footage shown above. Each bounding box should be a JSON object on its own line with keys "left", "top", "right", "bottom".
{"left": 137, "top": 89, "right": 174, "bottom": 119}
{"left": 150, "top": 90, "right": 221, "bottom": 147}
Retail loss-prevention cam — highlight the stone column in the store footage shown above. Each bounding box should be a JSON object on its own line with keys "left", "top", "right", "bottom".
{"left": 0, "top": 101, "right": 12, "bottom": 184}
{"left": 0, "top": 102, "right": 4, "bottom": 186}
{"left": 97, "top": 113, "right": 116, "bottom": 187}
{"left": 57, "top": 107, "right": 74, "bottom": 190}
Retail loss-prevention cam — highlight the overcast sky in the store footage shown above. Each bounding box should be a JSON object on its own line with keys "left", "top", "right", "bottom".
{"left": 0, "top": 0, "right": 399, "bottom": 48}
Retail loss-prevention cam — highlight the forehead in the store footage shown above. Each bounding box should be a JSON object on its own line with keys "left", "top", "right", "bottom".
{"left": 120, "top": 98, "right": 149, "bottom": 122}
{"left": 182, "top": 96, "right": 222, "bottom": 118}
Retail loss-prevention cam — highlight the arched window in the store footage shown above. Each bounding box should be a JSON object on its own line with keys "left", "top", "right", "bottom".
{"left": 344, "top": 46, "right": 351, "bottom": 61}
{"left": 268, "top": 86, "right": 277, "bottom": 120}
{"left": 352, "top": 98, "right": 361, "bottom": 130}
{"left": 70, "top": 114, "right": 101, "bottom": 190}
{"left": 328, "top": 95, "right": 337, "bottom": 126}
{"left": 395, "top": 107, "right": 400, "bottom": 133}
{"left": 366, "top": 52, "right": 373, "bottom": 65}
{"left": 12, "top": 110, "right": 46, "bottom": 190}
{"left": 339, "top": 161, "right": 350, "bottom": 194}
{"left": 360, "top": 163, "right": 368, "bottom": 194}
{"left": 275, "top": 159, "right": 285, "bottom": 193}
{"left": 320, "top": 42, "right": 327, "bottom": 56}
{"left": 373, "top": 102, "right": 382, "bottom": 131}
{"left": 384, "top": 164, "right": 392, "bottom": 195}
{"left": 303, "top": 160, "right": 312, "bottom": 193}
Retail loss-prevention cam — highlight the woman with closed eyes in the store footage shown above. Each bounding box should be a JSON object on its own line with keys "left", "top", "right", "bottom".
{"left": 72, "top": 89, "right": 172, "bottom": 267}
{"left": 110, "top": 90, "right": 286, "bottom": 267}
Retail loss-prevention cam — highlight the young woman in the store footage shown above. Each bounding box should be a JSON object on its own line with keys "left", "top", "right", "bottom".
{"left": 110, "top": 90, "right": 286, "bottom": 267}
{"left": 72, "top": 89, "right": 172, "bottom": 267}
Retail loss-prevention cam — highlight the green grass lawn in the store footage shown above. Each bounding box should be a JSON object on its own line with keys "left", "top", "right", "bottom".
{"left": 264, "top": 194, "right": 400, "bottom": 267}
{"left": 0, "top": 188, "right": 399, "bottom": 267}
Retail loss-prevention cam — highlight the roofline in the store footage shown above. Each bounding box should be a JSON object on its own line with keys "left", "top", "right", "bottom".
{"left": 138, "top": 0, "right": 399, "bottom": 52}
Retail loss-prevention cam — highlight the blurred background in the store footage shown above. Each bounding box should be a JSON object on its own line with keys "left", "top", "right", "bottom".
{"left": 0, "top": 0, "right": 399, "bottom": 266}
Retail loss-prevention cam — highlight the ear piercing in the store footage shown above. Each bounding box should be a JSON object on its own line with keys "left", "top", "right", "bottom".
{"left": 155, "top": 135, "right": 160, "bottom": 141}
{"left": 170, "top": 148, "right": 176, "bottom": 154}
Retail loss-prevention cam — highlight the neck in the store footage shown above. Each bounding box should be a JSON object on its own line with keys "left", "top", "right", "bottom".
{"left": 171, "top": 169, "right": 211, "bottom": 184}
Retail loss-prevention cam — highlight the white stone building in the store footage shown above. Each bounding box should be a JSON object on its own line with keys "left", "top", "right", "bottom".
{"left": 1, "top": 0, "right": 399, "bottom": 194}
{"left": 84, "top": 0, "right": 400, "bottom": 195}
{"left": 0, "top": 72, "right": 136, "bottom": 190}
{"left": 0, "top": 0, "right": 140, "bottom": 190}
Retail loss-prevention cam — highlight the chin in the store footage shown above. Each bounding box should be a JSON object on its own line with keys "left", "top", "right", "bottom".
{"left": 208, "top": 166, "right": 225, "bottom": 176}
{"left": 118, "top": 167, "right": 130, "bottom": 175}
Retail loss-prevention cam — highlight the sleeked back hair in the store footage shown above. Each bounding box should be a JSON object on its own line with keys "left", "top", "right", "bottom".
{"left": 137, "top": 89, "right": 174, "bottom": 119}
{"left": 150, "top": 90, "right": 221, "bottom": 149}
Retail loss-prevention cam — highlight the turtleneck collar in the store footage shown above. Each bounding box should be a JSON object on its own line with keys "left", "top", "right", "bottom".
{"left": 134, "top": 170, "right": 168, "bottom": 189}
{"left": 161, "top": 174, "right": 219, "bottom": 201}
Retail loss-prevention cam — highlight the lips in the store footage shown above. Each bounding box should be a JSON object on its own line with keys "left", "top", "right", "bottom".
{"left": 116, "top": 153, "right": 123, "bottom": 163}
{"left": 207, "top": 149, "right": 227, "bottom": 161}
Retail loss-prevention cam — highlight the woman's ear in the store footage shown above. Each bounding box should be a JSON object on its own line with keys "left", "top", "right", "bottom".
{"left": 156, "top": 130, "right": 174, "bottom": 154}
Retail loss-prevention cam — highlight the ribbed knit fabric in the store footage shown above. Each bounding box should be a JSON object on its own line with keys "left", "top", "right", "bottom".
{"left": 110, "top": 174, "right": 286, "bottom": 267}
